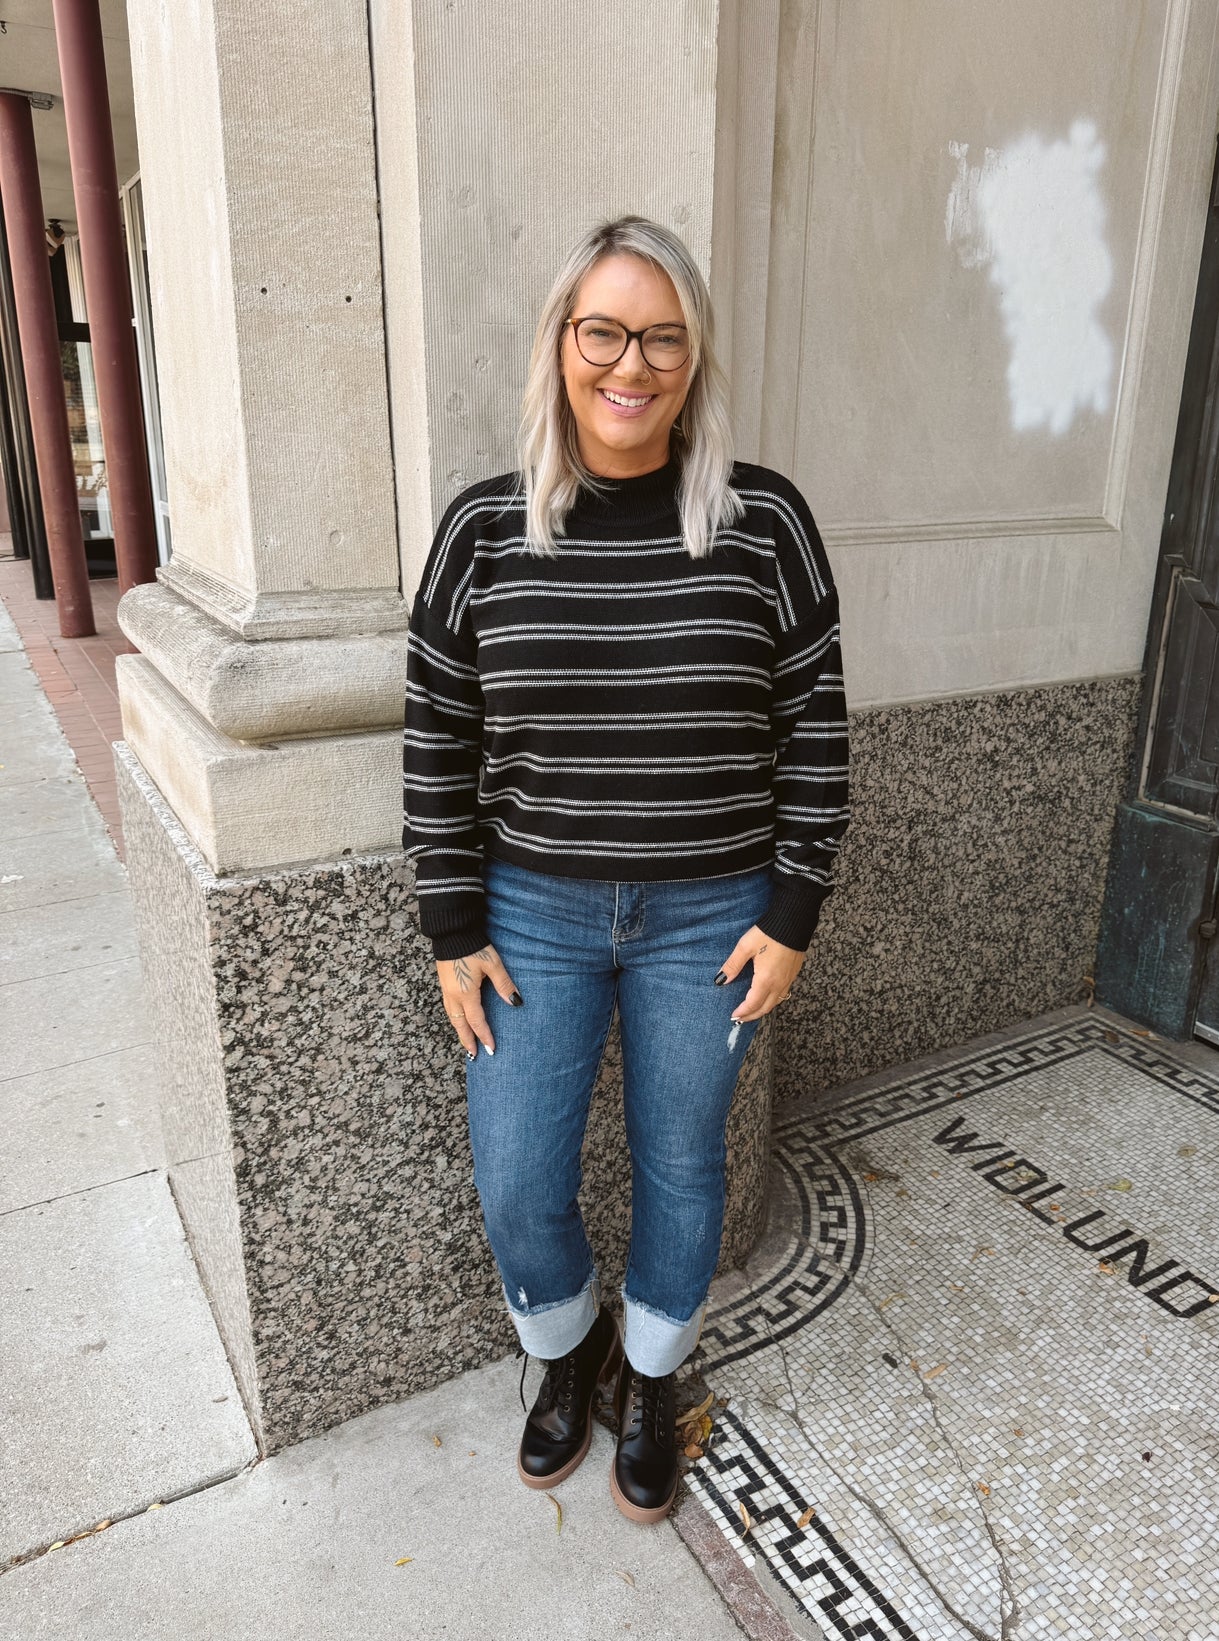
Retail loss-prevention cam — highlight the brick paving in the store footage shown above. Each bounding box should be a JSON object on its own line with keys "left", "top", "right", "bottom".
{"left": 0, "top": 543, "right": 137, "bottom": 861}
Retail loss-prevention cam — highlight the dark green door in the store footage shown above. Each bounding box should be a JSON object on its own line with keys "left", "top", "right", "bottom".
{"left": 1096, "top": 136, "right": 1219, "bottom": 1042}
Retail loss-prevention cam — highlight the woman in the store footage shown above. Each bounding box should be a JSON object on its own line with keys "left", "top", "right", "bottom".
{"left": 403, "top": 215, "right": 849, "bottom": 1524}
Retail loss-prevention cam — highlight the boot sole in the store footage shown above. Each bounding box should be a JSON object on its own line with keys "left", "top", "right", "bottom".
{"left": 516, "top": 1320, "right": 623, "bottom": 1491}
{"left": 609, "top": 1459, "right": 678, "bottom": 1525}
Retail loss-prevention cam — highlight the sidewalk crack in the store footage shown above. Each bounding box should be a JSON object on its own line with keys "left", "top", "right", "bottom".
{"left": 852, "top": 1279, "right": 1022, "bottom": 1639}
{"left": 755, "top": 1321, "right": 998, "bottom": 1641}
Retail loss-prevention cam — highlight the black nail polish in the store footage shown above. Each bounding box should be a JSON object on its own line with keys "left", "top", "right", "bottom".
{"left": 509, "top": 990, "right": 524, "bottom": 1006}
{"left": 467, "top": 1049, "right": 476, "bottom": 1060}
{"left": 714, "top": 970, "right": 728, "bottom": 986}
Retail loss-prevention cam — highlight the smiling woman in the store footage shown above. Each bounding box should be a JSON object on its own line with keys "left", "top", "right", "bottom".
{"left": 402, "top": 214, "right": 851, "bottom": 1526}
{"left": 561, "top": 256, "right": 692, "bottom": 469}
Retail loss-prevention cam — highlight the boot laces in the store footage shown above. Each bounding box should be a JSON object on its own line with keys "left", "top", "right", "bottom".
{"left": 630, "top": 1368, "right": 673, "bottom": 1443}
{"left": 518, "top": 1343, "right": 579, "bottom": 1417}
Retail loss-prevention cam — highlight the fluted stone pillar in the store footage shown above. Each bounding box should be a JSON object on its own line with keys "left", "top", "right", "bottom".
{"left": 117, "top": 0, "right": 778, "bottom": 1452}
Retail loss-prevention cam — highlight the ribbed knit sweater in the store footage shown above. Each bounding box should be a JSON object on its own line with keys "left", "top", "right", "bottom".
{"left": 402, "top": 454, "right": 850, "bottom": 962}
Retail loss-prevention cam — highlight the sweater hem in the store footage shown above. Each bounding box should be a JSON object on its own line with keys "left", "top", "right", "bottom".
{"left": 481, "top": 836, "right": 777, "bottom": 886}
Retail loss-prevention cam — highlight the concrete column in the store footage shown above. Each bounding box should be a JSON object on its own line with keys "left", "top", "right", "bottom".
{"left": 0, "top": 92, "right": 94, "bottom": 636}
{"left": 117, "top": 0, "right": 407, "bottom": 875}
{"left": 52, "top": 0, "right": 158, "bottom": 597}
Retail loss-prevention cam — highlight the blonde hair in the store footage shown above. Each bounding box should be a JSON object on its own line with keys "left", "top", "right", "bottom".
{"left": 517, "top": 215, "right": 745, "bottom": 559}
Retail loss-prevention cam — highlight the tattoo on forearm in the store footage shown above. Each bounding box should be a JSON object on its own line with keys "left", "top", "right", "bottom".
{"left": 452, "top": 947, "right": 492, "bottom": 990}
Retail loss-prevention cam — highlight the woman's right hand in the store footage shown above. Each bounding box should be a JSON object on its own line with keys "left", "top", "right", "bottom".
{"left": 436, "top": 943, "right": 523, "bottom": 1057}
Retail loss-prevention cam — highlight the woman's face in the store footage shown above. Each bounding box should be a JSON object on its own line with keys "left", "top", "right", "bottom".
{"left": 561, "top": 252, "right": 694, "bottom": 478}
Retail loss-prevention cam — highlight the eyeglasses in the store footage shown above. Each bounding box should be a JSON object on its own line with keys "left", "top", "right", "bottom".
{"left": 566, "top": 316, "right": 690, "bottom": 372}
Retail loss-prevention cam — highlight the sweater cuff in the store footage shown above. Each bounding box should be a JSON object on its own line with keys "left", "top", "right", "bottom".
{"left": 429, "top": 922, "right": 490, "bottom": 963}
{"left": 755, "top": 876, "right": 831, "bottom": 952}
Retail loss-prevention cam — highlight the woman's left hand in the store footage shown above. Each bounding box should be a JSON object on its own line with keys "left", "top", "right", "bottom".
{"left": 715, "top": 926, "right": 806, "bottom": 1022}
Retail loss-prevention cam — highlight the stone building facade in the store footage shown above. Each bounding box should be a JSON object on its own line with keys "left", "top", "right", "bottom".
{"left": 102, "top": 1, "right": 1219, "bottom": 1450}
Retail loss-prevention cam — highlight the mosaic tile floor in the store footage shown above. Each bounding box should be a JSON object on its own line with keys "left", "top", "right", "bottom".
{"left": 687, "top": 1007, "right": 1219, "bottom": 1641}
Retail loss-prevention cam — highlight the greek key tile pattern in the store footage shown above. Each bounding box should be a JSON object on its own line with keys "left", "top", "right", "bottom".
{"left": 688, "top": 1011, "right": 1219, "bottom": 1640}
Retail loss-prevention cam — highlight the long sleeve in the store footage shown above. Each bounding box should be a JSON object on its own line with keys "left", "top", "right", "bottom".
{"left": 754, "top": 488, "right": 851, "bottom": 951}
{"left": 402, "top": 590, "right": 489, "bottom": 963}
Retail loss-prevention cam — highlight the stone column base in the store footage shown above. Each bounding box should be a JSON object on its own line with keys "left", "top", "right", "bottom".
{"left": 116, "top": 742, "right": 774, "bottom": 1453}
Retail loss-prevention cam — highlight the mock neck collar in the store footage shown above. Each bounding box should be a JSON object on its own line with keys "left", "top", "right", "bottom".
{"left": 571, "top": 452, "right": 681, "bottom": 525}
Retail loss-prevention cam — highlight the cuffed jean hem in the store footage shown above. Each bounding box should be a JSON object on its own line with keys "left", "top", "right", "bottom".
{"left": 622, "top": 1289, "right": 706, "bottom": 1377}
{"left": 503, "top": 1272, "right": 601, "bottom": 1360}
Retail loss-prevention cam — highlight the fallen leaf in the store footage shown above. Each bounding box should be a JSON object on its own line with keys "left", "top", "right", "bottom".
{"left": 48, "top": 1542, "right": 65, "bottom": 1551}
{"left": 698, "top": 1415, "right": 713, "bottom": 1444}
{"left": 1208, "top": 1294, "right": 1219, "bottom": 1305}
{"left": 895, "top": 1188, "right": 910, "bottom": 1199}
{"left": 546, "top": 1492, "right": 562, "bottom": 1534}
{"left": 977, "top": 1482, "right": 991, "bottom": 1496}
{"left": 863, "top": 1172, "right": 879, "bottom": 1183}
{"left": 1107, "top": 1179, "right": 1133, "bottom": 1193}
{"left": 94, "top": 1520, "right": 112, "bottom": 1532}
{"left": 949, "top": 1283, "right": 965, "bottom": 1292}
{"left": 469, "top": 1450, "right": 476, "bottom": 1456}
{"left": 684, "top": 1443, "right": 704, "bottom": 1459}
{"left": 738, "top": 1502, "right": 752, "bottom": 1537}
{"left": 1179, "top": 1145, "right": 1197, "bottom": 1159}
{"left": 1013, "top": 1427, "right": 1024, "bottom": 1437}
{"left": 432, "top": 1435, "right": 442, "bottom": 1448}
{"left": 394, "top": 1557, "right": 413, "bottom": 1567}
{"left": 796, "top": 1506, "right": 816, "bottom": 1528}
{"left": 1097, "top": 1261, "right": 1116, "bottom": 1276}
{"left": 923, "top": 1363, "right": 948, "bottom": 1381}
{"left": 616, "top": 1570, "right": 635, "bottom": 1587}
{"left": 146, "top": 1502, "right": 163, "bottom": 1512}
{"left": 677, "top": 1391, "right": 715, "bottom": 1427}
{"left": 877, "top": 1293, "right": 906, "bottom": 1310}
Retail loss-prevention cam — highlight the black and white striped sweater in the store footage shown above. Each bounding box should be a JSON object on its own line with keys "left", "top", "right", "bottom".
{"left": 402, "top": 454, "right": 850, "bottom": 962}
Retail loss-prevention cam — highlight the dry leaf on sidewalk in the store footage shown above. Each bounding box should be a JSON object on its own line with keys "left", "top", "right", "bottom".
{"left": 796, "top": 1506, "right": 816, "bottom": 1528}
{"left": 545, "top": 1492, "right": 562, "bottom": 1533}
{"left": 738, "top": 1502, "right": 752, "bottom": 1537}
{"left": 394, "top": 1558, "right": 413, "bottom": 1567}
{"left": 676, "top": 1391, "right": 714, "bottom": 1432}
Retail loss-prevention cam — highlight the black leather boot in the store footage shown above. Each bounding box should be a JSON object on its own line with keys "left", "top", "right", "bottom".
{"left": 610, "top": 1356, "right": 679, "bottom": 1523}
{"left": 516, "top": 1307, "right": 622, "bottom": 1489}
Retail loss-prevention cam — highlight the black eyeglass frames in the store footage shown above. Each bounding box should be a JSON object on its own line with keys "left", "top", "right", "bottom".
{"left": 565, "top": 317, "right": 691, "bottom": 372}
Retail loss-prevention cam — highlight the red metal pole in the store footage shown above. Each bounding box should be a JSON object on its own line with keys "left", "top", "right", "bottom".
{"left": 52, "top": 0, "right": 158, "bottom": 596}
{"left": 0, "top": 93, "right": 94, "bottom": 637}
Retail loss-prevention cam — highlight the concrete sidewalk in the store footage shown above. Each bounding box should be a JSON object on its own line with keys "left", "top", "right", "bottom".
{"left": 0, "top": 593, "right": 759, "bottom": 1640}
{"left": 0, "top": 597, "right": 257, "bottom": 1567}
{"left": 3, "top": 1355, "right": 750, "bottom": 1641}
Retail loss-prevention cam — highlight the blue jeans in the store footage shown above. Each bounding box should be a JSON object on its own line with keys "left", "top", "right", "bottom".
{"left": 465, "top": 854, "right": 773, "bottom": 1377}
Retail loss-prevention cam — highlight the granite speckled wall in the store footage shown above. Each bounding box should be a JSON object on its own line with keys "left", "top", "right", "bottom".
{"left": 775, "top": 675, "right": 1142, "bottom": 1105}
{"left": 116, "top": 744, "right": 772, "bottom": 1453}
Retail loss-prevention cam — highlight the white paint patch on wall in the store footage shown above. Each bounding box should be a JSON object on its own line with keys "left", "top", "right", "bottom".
{"left": 946, "top": 119, "right": 1113, "bottom": 436}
